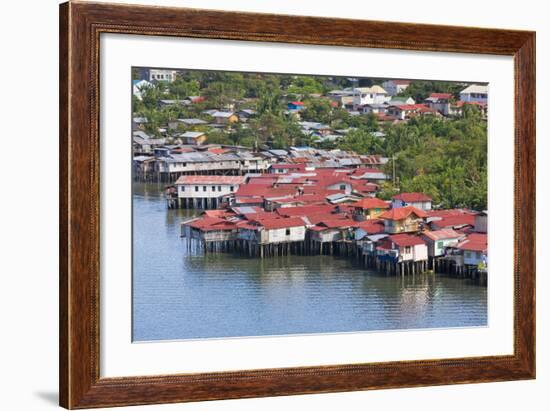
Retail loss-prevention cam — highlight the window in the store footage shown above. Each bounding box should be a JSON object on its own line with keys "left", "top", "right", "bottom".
{"left": 211, "top": 186, "right": 216, "bottom": 192}
{"left": 203, "top": 186, "right": 207, "bottom": 192}
{"left": 339, "top": 184, "right": 346, "bottom": 190}
{"left": 230, "top": 186, "right": 234, "bottom": 192}
{"left": 218, "top": 186, "right": 222, "bottom": 192}
{"left": 194, "top": 186, "right": 199, "bottom": 192}
{"left": 404, "top": 246, "right": 411, "bottom": 253}
{"left": 285, "top": 228, "right": 291, "bottom": 236}
{"left": 180, "top": 185, "right": 185, "bottom": 192}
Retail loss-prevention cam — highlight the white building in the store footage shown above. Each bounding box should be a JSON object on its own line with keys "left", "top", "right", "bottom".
{"left": 421, "top": 229, "right": 463, "bottom": 257}
{"left": 459, "top": 84, "right": 488, "bottom": 104}
{"left": 381, "top": 79, "right": 411, "bottom": 96}
{"left": 237, "top": 218, "right": 307, "bottom": 245}
{"left": 352, "top": 85, "right": 391, "bottom": 108}
{"left": 377, "top": 234, "right": 428, "bottom": 263}
{"left": 174, "top": 175, "right": 246, "bottom": 208}
{"left": 391, "top": 192, "right": 433, "bottom": 211}
{"left": 147, "top": 69, "right": 177, "bottom": 82}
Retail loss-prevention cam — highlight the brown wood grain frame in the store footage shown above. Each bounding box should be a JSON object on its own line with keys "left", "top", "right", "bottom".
{"left": 59, "top": 1, "right": 536, "bottom": 408}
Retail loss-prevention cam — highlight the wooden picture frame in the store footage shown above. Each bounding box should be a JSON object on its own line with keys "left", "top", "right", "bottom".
{"left": 59, "top": 1, "right": 535, "bottom": 408}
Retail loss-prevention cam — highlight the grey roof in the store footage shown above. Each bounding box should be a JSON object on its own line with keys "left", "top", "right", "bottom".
{"left": 238, "top": 109, "right": 256, "bottom": 115}
{"left": 211, "top": 111, "right": 235, "bottom": 118}
{"left": 315, "top": 134, "right": 342, "bottom": 143}
{"left": 269, "top": 149, "right": 288, "bottom": 156}
{"left": 159, "top": 99, "right": 188, "bottom": 105}
{"left": 232, "top": 206, "right": 258, "bottom": 214}
{"left": 365, "top": 103, "right": 389, "bottom": 109}
{"left": 366, "top": 234, "right": 389, "bottom": 241}
{"left": 460, "top": 84, "right": 488, "bottom": 95}
{"left": 133, "top": 136, "right": 165, "bottom": 145}
{"left": 326, "top": 193, "right": 348, "bottom": 201}
{"left": 178, "top": 118, "right": 208, "bottom": 125}
{"left": 161, "top": 152, "right": 242, "bottom": 164}
{"left": 133, "top": 155, "right": 155, "bottom": 162}
{"left": 132, "top": 130, "right": 150, "bottom": 140}
{"left": 299, "top": 121, "right": 330, "bottom": 130}
{"left": 133, "top": 117, "right": 148, "bottom": 123}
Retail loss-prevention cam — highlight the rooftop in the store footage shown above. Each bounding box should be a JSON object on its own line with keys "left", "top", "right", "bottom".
{"left": 460, "top": 84, "right": 488, "bottom": 95}
{"left": 379, "top": 206, "right": 428, "bottom": 221}
{"left": 422, "top": 228, "right": 462, "bottom": 241}
{"left": 353, "top": 198, "right": 390, "bottom": 209}
{"left": 175, "top": 175, "right": 245, "bottom": 185}
{"left": 389, "top": 234, "right": 426, "bottom": 247}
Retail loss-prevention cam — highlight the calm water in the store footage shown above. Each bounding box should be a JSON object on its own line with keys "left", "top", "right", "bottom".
{"left": 132, "top": 183, "right": 487, "bottom": 341}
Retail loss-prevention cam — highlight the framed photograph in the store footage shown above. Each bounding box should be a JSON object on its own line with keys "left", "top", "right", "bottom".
{"left": 59, "top": 1, "right": 535, "bottom": 408}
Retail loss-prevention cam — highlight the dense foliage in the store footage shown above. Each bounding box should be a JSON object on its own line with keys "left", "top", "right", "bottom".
{"left": 376, "top": 107, "right": 487, "bottom": 210}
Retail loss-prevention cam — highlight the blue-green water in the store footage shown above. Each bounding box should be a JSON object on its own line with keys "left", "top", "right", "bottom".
{"left": 132, "top": 183, "right": 487, "bottom": 341}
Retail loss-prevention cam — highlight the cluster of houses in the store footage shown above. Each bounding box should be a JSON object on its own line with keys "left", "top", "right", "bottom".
{"left": 134, "top": 142, "right": 388, "bottom": 182}
{"left": 178, "top": 167, "right": 488, "bottom": 282}
{"left": 133, "top": 72, "right": 488, "bottom": 281}
{"left": 325, "top": 80, "right": 487, "bottom": 121}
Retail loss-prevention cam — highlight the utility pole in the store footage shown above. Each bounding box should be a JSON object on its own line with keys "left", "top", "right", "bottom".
{"left": 392, "top": 154, "right": 396, "bottom": 187}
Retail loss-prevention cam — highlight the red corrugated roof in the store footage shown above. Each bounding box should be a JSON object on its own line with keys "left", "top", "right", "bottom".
{"left": 202, "top": 210, "right": 235, "bottom": 218}
{"left": 432, "top": 214, "right": 476, "bottom": 228}
{"left": 235, "top": 185, "right": 295, "bottom": 197}
{"left": 456, "top": 233, "right": 487, "bottom": 252}
{"left": 245, "top": 211, "right": 279, "bottom": 221}
{"left": 353, "top": 198, "right": 389, "bottom": 209}
{"left": 292, "top": 194, "right": 330, "bottom": 203}
{"left": 392, "top": 192, "right": 432, "bottom": 202}
{"left": 175, "top": 175, "right": 245, "bottom": 185}
{"left": 185, "top": 217, "right": 236, "bottom": 231}
{"left": 207, "top": 148, "right": 229, "bottom": 154}
{"left": 270, "top": 163, "right": 306, "bottom": 170}
{"left": 390, "top": 233, "right": 426, "bottom": 247}
{"left": 247, "top": 177, "right": 278, "bottom": 185}
{"left": 317, "top": 218, "right": 357, "bottom": 229}
{"left": 355, "top": 220, "right": 385, "bottom": 234}
{"left": 234, "top": 197, "right": 264, "bottom": 204}
{"left": 257, "top": 217, "right": 306, "bottom": 230}
{"left": 303, "top": 213, "right": 344, "bottom": 224}
{"left": 276, "top": 205, "right": 336, "bottom": 217}
{"left": 427, "top": 209, "right": 474, "bottom": 217}
{"left": 379, "top": 206, "right": 428, "bottom": 220}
